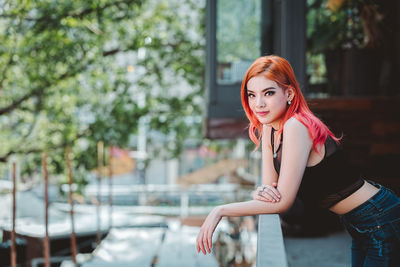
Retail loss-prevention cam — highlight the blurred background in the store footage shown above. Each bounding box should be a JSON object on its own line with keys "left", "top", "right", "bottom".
{"left": 0, "top": 0, "right": 398, "bottom": 266}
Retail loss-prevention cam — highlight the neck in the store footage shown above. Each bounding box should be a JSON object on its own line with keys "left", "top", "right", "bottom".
{"left": 270, "top": 121, "right": 281, "bottom": 131}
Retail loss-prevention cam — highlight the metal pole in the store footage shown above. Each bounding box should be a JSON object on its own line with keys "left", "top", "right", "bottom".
{"left": 42, "top": 153, "right": 50, "bottom": 267}
{"left": 180, "top": 192, "right": 189, "bottom": 219}
{"left": 11, "top": 162, "right": 16, "bottom": 267}
{"left": 96, "top": 141, "right": 103, "bottom": 246}
{"left": 66, "top": 147, "right": 77, "bottom": 265}
{"left": 108, "top": 147, "right": 113, "bottom": 230}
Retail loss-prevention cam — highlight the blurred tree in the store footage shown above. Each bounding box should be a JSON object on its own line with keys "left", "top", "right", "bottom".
{"left": 0, "top": 0, "right": 205, "bottom": 180}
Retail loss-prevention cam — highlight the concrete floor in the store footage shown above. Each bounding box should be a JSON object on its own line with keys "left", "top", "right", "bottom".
{"left": 284, "top": 231, "right": 352, "bottom": 267}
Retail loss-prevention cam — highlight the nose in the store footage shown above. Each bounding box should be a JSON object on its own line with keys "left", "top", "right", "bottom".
{"left": 256, "top": 95, "right": 265, "bottom": 108}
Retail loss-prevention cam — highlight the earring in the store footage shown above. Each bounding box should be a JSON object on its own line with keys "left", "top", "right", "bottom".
{"left": 288, "top": 100, "right": 291, "bottom": 105}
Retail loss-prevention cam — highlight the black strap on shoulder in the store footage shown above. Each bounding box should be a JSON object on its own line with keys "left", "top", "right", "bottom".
{"left": 270, "top": 127, "right": 275, "bottom": 150}
{"left": 271, "top": 127, "right": 283, "bottom": 158}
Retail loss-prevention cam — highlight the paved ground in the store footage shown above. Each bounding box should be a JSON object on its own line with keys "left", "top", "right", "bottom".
{"left": 284, "top": 231, "right": 351, "bottom": 267}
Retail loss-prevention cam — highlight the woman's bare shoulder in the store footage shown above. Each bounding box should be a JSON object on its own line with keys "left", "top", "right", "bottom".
{"left": 284, "top": 117, "right": 307, "bottom": 131}
{"left": 283, "top": 117, "right": 312, "bottom": 143}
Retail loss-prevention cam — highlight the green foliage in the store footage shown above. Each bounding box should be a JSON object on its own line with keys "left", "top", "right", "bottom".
{"left": 0, "top": 0, "right": 206, "bottom": 183}
{"left": 307, "top": 0, "right": 365, "bottom": 53}
{"left": 217, "top": 0, "right": 260, "bottom": 62}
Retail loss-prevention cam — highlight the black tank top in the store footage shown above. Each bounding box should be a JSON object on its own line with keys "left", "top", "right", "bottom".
{"left": 271, "top": 127, "right": 364, "bottom": 209}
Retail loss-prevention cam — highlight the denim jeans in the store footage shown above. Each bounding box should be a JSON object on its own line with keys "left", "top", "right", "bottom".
{"left": 341, "top": 181, "right": 400, "bottom": 267}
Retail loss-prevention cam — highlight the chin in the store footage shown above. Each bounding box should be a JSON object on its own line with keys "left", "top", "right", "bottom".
{"left": 257, "top": 118, "right": 271, "bottom": 124}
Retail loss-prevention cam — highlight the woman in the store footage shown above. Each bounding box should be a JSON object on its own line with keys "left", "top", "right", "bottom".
{"left": 196, "top": 55, "right": 400, "bottom": 266}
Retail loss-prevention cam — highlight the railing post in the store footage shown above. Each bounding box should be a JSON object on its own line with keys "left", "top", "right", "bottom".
{"left": 180, "top": 191, "right": 189, "bottom": 218}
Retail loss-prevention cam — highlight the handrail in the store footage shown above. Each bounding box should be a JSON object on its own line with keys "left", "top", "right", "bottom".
{"left": 80, "top": 183, "right": 240, "bottom": 195}
{"left": 256, "top": 214, "right": 288, "bottom": 267}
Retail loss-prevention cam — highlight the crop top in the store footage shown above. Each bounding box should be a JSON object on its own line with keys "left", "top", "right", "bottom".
{"left": 271, "top": 127, "right": 364, "bottom": 209}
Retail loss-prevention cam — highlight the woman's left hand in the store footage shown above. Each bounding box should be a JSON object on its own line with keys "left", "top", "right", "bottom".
{"left": 196, "top": 206, "right": 222, "bottom": 255}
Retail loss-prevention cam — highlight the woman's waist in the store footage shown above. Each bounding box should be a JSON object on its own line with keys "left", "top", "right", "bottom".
{"left": 299, "top": 174, "right": 364, "bottom": 208}
{"left": 329, "top": 180, "right": 380, "bottom": 215}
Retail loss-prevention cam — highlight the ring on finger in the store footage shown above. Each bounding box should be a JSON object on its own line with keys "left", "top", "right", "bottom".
{"left": 262, "top": 185, "right": 268, "bottom": 191}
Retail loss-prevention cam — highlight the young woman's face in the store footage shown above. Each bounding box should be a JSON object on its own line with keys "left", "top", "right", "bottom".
{"left": 246, "top": 74, "right": 291, "bottom": 129}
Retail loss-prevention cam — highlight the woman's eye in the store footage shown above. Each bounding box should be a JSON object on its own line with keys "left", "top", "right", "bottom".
{"left": 265, "top": 91, "right": 274, "bottom": 96}
{"left": 248, "top": 94, "right": 255, "bottom": 98}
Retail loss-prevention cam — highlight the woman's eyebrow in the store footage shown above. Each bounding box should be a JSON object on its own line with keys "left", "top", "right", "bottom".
{"left": 247, "top": 87, "right": 276, "bottom": 93}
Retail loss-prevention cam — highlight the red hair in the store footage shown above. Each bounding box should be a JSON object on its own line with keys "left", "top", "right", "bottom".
{"left": 241, "top": 55, "right": 340, "bottom": 151}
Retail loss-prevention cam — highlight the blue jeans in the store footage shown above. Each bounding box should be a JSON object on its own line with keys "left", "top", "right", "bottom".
{"left": 341, "top": 181, "right": 400, "bottom": 267}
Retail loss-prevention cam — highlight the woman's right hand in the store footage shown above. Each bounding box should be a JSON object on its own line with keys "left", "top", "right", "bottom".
{"left": 252, "top": 183, "right": 281, "bottom": 202}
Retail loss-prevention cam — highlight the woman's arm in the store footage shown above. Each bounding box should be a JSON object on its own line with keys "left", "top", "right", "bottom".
{"left": 253, "top": 124, "right": 281, "bottom": 202}
{"left": 196, "top": 118, "right": 313, "bottom": 254}
{"left": 261, "top": 124, "right": 278, "bottom": 185}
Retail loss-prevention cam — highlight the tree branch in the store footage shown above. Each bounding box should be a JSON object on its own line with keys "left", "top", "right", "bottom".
{"left": 0, "top": 48, "right": 93, "bottom": 116}
{"left": 0, "top": 128, "right": 91, "bottom": 162}
{"left": 103, "top": 48, "right": 122, "bottom": 57}
{"left": 0, "top": 88, "right": 42, "bottom": 115}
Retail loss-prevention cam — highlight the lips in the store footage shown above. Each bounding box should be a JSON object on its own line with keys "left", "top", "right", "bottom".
{"left": 256, "top": 111, "right": 269, "bottom": 116}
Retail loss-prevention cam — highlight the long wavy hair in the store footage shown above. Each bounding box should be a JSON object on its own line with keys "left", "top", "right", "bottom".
{"left": 241, "top": 55, "right": 340, "bottom": 151}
